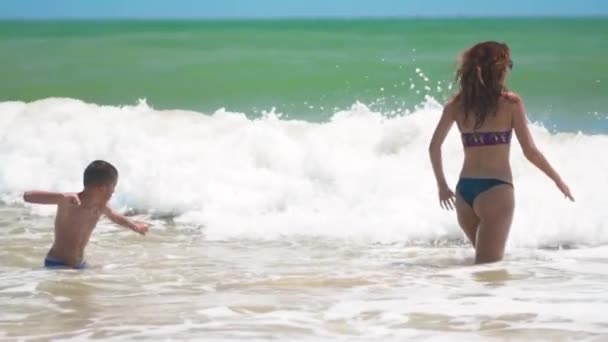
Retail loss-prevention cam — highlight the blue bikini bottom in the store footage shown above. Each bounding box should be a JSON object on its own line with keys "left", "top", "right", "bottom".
{"left": 456, "top": 177, "right": 513, "bottom": 207}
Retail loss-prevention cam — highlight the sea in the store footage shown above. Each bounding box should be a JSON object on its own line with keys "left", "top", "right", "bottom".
{"left": 1, "top": 18, "right": 607, "bottom": 341}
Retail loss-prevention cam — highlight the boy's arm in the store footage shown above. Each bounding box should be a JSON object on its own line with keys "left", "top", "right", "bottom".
{"left": 23, "top": 191, "right": 80, "bottom": 205}
{"left": 103, "top": 206, "right": 149, "bottom": 235}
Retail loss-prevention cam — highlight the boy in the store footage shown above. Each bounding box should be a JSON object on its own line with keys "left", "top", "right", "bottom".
{"left": 23, "top": 160, "right": 149, "bottom": 269}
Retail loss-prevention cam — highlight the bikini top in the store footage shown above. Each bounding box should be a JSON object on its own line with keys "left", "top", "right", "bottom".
{"left": 461, "top": 130, "right": 512, "bottom": 147}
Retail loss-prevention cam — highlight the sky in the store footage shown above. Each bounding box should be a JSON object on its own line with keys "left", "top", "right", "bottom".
{"left": 1, "top": 0, "right": 607, "bottom": 19}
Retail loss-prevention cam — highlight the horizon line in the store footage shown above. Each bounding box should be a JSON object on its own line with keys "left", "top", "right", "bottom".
{"left": 1, "top": 14, "right": 607, "bottom": 21}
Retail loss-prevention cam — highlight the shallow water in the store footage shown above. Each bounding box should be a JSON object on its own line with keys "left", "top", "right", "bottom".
{"left": 2, "top": 207, "right": 607, "bottom": 341}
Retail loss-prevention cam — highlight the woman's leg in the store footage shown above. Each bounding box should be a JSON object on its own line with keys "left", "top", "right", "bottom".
{"left": 455, "top": 193, "right": 480, "bottom": 247}
{"left": 473, "top": 185, "right": 515, "bottom": 264}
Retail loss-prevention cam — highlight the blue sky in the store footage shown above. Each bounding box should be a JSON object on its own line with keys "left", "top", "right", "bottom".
{"left": 1, "top": 0, "right": 607, "bottom": 19}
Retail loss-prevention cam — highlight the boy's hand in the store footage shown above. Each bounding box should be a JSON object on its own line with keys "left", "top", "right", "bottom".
{"left": 63, "top": 193, "right": 81, "bottom": 206}
{"left": 132, "top": 221, "right": 150, "bottom": 235}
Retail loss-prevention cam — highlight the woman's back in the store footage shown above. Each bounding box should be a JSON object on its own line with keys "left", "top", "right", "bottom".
{"left": 449, "top": 93, "right": 519, "bottom": 182}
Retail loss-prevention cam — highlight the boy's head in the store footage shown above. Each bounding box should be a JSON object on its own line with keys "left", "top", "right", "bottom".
{"left": 83, "top": 160, "right": 118, "bottom": 202}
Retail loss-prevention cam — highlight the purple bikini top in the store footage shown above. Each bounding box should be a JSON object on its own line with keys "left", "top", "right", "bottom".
{"left": 461, "top": 130, "right": 512, "bottom": 147}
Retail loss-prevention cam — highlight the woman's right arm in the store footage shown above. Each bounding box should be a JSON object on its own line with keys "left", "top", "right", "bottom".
{"left": 511, "top": 94, "right": 574, "bottom": 201}
{"left": 429, "top": 102, "right": 457, "bottom": 209}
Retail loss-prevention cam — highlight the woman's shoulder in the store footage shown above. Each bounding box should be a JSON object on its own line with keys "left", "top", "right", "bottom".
{"left": 444, "top": 94, "right": 461, "bottom": 110}
{"left": 501, "top": 91, "right": 523, "bottom": 104}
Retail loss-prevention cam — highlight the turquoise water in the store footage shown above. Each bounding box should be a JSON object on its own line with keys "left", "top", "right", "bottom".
{"left": 1, "top": 18, "right": 607, "bottom": 132}
{"left": 2, "top": 18, "right": 608, "bottom": 341}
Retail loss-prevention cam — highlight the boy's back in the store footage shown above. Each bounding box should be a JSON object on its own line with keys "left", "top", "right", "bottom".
{"left": 48, "top": 193, "right": 104, "bottom": 268}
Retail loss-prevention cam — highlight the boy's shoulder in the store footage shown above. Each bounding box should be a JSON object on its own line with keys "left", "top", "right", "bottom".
{"left": 60, "top": 193, "right": 82, "bottom": 207}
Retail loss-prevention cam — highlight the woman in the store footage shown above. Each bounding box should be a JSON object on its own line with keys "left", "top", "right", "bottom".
{"left": 429, "top": 41, "right": 574, "bottom": 264}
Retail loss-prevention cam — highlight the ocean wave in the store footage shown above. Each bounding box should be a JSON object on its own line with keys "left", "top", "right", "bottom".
{"left": 0, "top": 97, "right": 605, "bottom": 247}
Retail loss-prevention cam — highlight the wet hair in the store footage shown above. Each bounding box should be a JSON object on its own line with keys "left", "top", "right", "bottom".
{"left": 456, "top": 41, "right": 512, "bottom": 129}
{"left": 83, "top": 160, "right": 118, "bottom": 187}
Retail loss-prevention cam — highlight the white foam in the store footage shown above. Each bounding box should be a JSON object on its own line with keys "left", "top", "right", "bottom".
{"left": 1, "top": 97, "right": 605, "bottom": 247}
